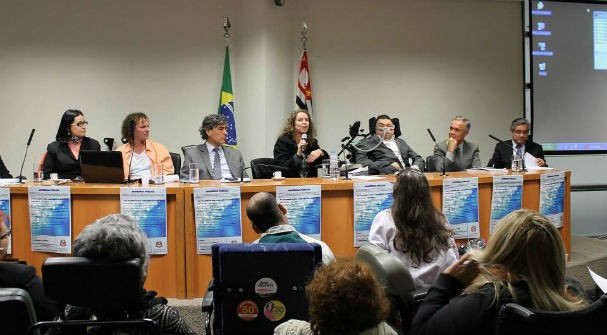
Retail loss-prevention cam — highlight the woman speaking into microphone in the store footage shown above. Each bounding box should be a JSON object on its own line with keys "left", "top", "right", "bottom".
{"left": 273, "top": 109, "right": 327, "bottom": 178}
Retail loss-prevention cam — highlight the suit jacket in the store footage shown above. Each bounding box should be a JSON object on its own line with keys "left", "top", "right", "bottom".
{"left": 0, "top": 262, "right": 60, "bottom": 321}
{"left": 0, "top": 154, "right": 11, "bottom": 178}
{"left": 489, "top": 139, "right": 546, "bottom": 169}
{"left": 356, "top": 136, "right": 425, "bottom": 174}
{"left": 432, "top": 140, "right": 481, "bottom": 172}
{"left": 43, "top": 137, "right": 101, "bottom": 179}
{"left": 273, "top": 134, "right": 327, "bottom": 178}
{"left": 181, "top": 143, "right": 247, "bottom": 180}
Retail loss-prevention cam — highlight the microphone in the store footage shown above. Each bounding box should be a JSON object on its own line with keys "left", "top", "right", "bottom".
{"left": 427, "top": 128, "right": 447, "bottom": 176}
{"left": 240, "top": 166, "right": 252, "bottom": 182}
{"left": 18, "top": 129, "right": 35, "bottom": 183}
{"left": 427, "top": 128, "right": 437, "bottom": 143}
{"left": 488, "top": 134, "right": 513, "bottom": 151}
{"left": 301, "top": 133, "right": 308, "bottom": 152}
{"left": 126, "top": 120, "right": 136, "bottom": 184}
{"left": 349, "top": 121, "right": 361, "bottom": 138}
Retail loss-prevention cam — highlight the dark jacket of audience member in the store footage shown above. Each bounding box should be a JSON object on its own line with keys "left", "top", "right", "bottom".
{"left": 0, "top": 154, "right": 12, "bottom": 178}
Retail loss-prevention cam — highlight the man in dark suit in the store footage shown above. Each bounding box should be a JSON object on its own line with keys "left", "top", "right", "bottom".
{"left": 432, "top": 116, "right": 481, "bottom": 172}
{"left": 356, "top": 114, "right": 424, "bottom": 174}
{"left": 489, "top": 118, "right": 547, "bottom": 169}
{"left": 180, "top": 114, "right": 247, "bottom": 180}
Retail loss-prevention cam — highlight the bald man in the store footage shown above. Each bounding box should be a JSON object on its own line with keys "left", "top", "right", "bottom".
{"left": 246, "top": 192, "right": 335, "bottom": 264}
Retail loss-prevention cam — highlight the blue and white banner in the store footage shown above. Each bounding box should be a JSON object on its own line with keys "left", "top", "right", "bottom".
{"left": 490, "top": 175, "right": 523, "bottom": 233}
{"left": 353, "top": 182, "right": 394, "bottom": 247}
{"left": 193, "top": 186, "right": 242, "bottom": 254}
{"left": 442, "top": 177, "right": 480, "bottom": 239}
{"left": 540, "top": 171, "right": 565, "bottom": 228}
{"left": 276, "top": 185, "right": 321, "bottom": 239}
{"left": 28, "top": 186, "right": 71, "bottom": 254}
{"left": 0, "top": 188, "right": 11, "bottom": 254}
{"left": 120, "top": 187, "right": 168, "bottom": 255}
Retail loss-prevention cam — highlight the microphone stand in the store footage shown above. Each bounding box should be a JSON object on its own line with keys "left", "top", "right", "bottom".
{"left": 488, "top": 135, "right": 526, "bottom": 172}
{"left": 18, "top": 129, "right": 36, "bottom": 183}
{"left": 240, "top": 166, "right": 252, "bottom": 182}
{"left": 427, "top": 129, "right": 448, "bottom": 177}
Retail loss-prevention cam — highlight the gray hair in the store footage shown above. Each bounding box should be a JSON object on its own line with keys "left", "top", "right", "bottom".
{"left": 73, "top": 214, "right": 150, "bottom": 278}
{"left": 452, "top": 116, "right": 471, "bottom": 130}
{"left": 199, "top": 114, "right": 228, "bottom": 140}
{"left": 510, "top": 117, "right": 530, "bottom": 132}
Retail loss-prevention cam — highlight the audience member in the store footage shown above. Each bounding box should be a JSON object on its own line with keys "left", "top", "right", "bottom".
{"left": 181, "top": 114, "right": 247, "bottom": 180}
{"left": 56, "top": 214, "right": 195, "bottom": 334}
{"left": 0, "top": 154, "right": 12, "bottom": 178}
{"left": 356, "top": 115, "right": 424, "bottom": 174}
{"left": 411, "top": 209, "right": 587, "bottom": 335}
{"left": 246, "top": 192, "right": 335, "bottom": 264}
{"left": 432, "top": 116, "right": 481, "bottom": 172}
{"left": 368, "top": 168, "right": 458, "bottom": 289}
{"left": 273, "top": 109, "right": 327, "bottom": 178}
{"left": 274, "top": 259, "right": 396, "bottom": 335}
{"left": 117, "top": 112, "right": 174, "bottom": 181}
{"left": 489, "top": 117, "right": 547, "bottom": 168}
{"left": 0, "top": 211, "right": 60, "bottom": 321}
{"left": 43, "top": 109, "right": 100, "bottom": 179}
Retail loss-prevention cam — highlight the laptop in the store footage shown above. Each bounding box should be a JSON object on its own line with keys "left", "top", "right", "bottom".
{"left": 80, "top": 150, "right": 125, "bottom": 183}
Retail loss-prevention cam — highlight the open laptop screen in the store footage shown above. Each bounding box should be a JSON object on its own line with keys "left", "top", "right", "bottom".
{"left": 80, "top": 150, "right": 125, "bottom": 183}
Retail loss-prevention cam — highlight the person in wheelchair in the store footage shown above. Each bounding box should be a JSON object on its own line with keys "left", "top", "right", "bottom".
{"left": 50, "top": 214, "right": 195, "bottom": 335}
{"left": 274, "top": 259, "right": 397, "bottom": 335}
{"left": 246, "top": 192, "right": 335, "bottom": 265}
{"left": 411, "top": 209, "right": 588, "bottom": 335}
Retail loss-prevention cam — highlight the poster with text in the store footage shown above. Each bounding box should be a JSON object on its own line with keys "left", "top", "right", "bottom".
{"left": 442, "top": 177, "right": 480, "bottom": 239}
{"left": 0, "top": 188, "right": 11, "bottom": 254}
{"left": 28, "top": 186, "right": 71, "bottom": 254}
{"left": 193, "top": 186, "right": 242, "bottom": 254}
{"left": 276, "top": 185, "right": 321, "bottom": 239}
{"left": 353, "top": 181, "right": 394, "bottom": 247}
{"left": 120, "top": 187, "right": 168, "bottom": 255}
{"left": 540, "top": 171, "right": 565, "bottom": 228}
{"left": 490, "top": 175, "right": 523, "bottom": 233}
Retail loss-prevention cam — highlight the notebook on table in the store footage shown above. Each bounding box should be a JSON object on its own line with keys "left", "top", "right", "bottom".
{"left": 80, "top": 150, "right": 125, "bottom": 183}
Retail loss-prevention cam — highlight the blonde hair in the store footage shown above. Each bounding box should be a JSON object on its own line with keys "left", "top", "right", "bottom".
{"left": 467, "top": 209, "right": 585, "bottom": 311}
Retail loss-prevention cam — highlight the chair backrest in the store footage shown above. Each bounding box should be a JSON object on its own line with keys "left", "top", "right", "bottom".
{"left": 0, "top": 287, "right": 38, "bottom": 335}
{"left": 495, "top": 294, "right": 607, "bottom": 335}
{"left": 250, "top": 158, "right": 288, "bottom": 179}
{"left": 425, "top": 155, "right": 436, "bottom": 172}
{"left": 367, "top": 117, "right": 402, "bottom": 138}
{"left": 170, "top": 152, "right": 181, "bottom": 174}
{"left": 210, "top": 243, "right": 322, "bottom": 335}
{"left": 42, "top": 257, "right": 143, "bottom": 310}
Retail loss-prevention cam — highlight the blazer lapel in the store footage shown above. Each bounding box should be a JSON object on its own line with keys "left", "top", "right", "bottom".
{"left": 199, "top": 145, "right": 214, "bottom": 178}
{"left": 222, "top": 146, "right": 237, "bottom": 177}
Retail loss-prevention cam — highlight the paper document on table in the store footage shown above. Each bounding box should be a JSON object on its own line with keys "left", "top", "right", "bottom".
{"left": 588, "top": 267, "right": 607, "bottom": 293}
{"left": 524, "top": 153, "right": 554, "bottom": 170}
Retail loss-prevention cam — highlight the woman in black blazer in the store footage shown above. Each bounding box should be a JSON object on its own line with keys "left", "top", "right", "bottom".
{"left": 42, "top": 109, "right": 100, "bottom": 179}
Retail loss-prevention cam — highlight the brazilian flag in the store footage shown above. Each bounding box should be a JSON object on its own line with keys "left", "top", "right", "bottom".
{"left": 219, "top": 46, "right": 237, "bottom": 146}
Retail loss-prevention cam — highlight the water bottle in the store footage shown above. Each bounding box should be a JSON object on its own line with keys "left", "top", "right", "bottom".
{"left": 329, "top": 150, "right": 339, "bottom": 181}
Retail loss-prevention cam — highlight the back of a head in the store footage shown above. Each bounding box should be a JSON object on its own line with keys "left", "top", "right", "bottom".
{"left": 478, "top": 209, "right": 583, "bottom": 311}
{"left": 246, "top": 192, "right": 283, "bottom": 233}
{"left": 307, "top": 260, "right": 389, "bottom": 335}
{"left": 73, "top": 214, "right": 150, "bottom": 277}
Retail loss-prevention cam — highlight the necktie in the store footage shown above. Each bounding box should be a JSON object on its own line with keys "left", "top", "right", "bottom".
{"left": 516, "top": 144, "right": 523, "bottom": 157}
{"left": 212, "top": 147, "right": 222, "bottom": 180}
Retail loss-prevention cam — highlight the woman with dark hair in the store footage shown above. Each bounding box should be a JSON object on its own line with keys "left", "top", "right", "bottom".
{"left": 42, "top": 109, "right": 100, "bottom": 179}
{"left": 273, "top": 109, "right": 327, "bottom": 178}
{"left": 274, "top": 259, "right": 396, "bottom": 335}
{"left": 116, "top": 113, "right": 173, "bottom": 181}
{"left": 368, "top": 168, "right": 458, "bottom": 289}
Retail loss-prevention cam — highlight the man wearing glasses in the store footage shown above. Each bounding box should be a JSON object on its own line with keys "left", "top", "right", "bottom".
{"left": 489, "top": 118, "right": 547, "bottom": 169}
{"left": 356, "top": 114, "right": 425, "bottom": 174}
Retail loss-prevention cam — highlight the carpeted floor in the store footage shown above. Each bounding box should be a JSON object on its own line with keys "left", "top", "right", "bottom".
{"left": 170, "top": 235, "right": 607, "bottom": 335}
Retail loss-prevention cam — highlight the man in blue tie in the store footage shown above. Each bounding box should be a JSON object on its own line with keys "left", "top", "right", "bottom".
{"left": 180, "top": 114, "right": 248, "bottom": 180}
{"left": 489, "top": 118, "right": 547, "bottom": 168}
{"left": 431, "top": 116, "right": 481, "bottom": 172}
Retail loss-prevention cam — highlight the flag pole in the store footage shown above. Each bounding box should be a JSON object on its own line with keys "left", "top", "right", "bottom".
{"left": 301, "top": 22, "right": 308, "bottom": 51}
{"left": 223, "top": 17, "right": 231, "bottom": 45}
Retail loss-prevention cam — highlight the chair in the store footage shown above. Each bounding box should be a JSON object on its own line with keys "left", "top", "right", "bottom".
{"left": 495, "top": 294, "right": 607, "bottom": 335}
{"left": 250, "top": 158, "right": 288, "bottom": 179}
{"left": 29, "top": 257, "right": 160, "bottom": 334}
{"left": 366, "top": 117, "right": 402, "bottom": 138}
{"left": 355, "top": 244, "right": 426, "bottom": 334}
{"left": 170, "top": 152, "right": 181, "bottom": 174}
{"left": 0, "top": 287, "right": 39, "bottom": 335}
{"left": 425, "top": 155, "right": 436, "bottom": 172}
{"left": 202, "top": 243, "right": 323, "bottom": 335}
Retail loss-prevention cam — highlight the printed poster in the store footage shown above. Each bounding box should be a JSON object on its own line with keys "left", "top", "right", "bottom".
{"left": 540, "top": 171, "right": 565, "bottom": 228}
{"left": 353, "top": 181, "right": 393, "bottom": 247}
{"left": 442, "top": 177, "right": 480, "bottom": 239}
{"left": 28, "top": 186, "right": 71, "bottom": 254}
{"left": 490, "top": 175, "right": 523, "bottom": 233}
{"left": 0, "top": 188, "right": 11, "bottom": 254}
{"left": 120, "top": 187, "right": 168, "bottom": 255}
{"left": 193, "top": 186, "right": 242, "bottom": 254}
{"left": 276, "top": 185, "right": 321, "bottom": 240}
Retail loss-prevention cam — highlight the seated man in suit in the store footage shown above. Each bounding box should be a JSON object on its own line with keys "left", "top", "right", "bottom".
{"left": 246, "top": 192, "right": 335, "bottom": 265}
{"left": 180, "top": 114, "right": 247, "bottom": 180}
{"left": 356, "top": 114, "right": 424, "bottom": 174}
{"left": 489, "top": 117, "right": 547, "bottom": 168}
{"left": 431, "top": 116, "right": 481, "bottom": 172}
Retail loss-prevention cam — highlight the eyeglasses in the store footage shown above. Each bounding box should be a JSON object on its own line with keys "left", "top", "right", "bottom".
{"left": 513, "top": 129, "right": 529, "bottom": 135}
{"left": 71, "top": 121, "right": 89, "bottom": 128}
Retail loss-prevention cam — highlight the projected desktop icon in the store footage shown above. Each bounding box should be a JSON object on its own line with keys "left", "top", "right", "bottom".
{"left": 539, "top": 63, "right": 546, "bottom": 71}
{"left": 537, "top": 22, "right": 545, "bottom": 30}
{"left": 538, "top": 42, "right": 546, "bottom": 51}
{"left": 537, "top": 2, "right": 544, "bottom": 10}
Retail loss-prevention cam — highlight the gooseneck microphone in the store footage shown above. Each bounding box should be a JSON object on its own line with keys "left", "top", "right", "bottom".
{"left": 488, "top": 134, "right": 525, "bottom": 171}
{"left": 125, "top": 120, "right": 136, "bottom": 184}
{"left": 427, "top": 128, "right": 447, "bottom": 176}
{"left": 240, "top": 166, "right": 252, "bottom": 182}
{"left": 18, "top": 129, "right": 36, "bottom": 183}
